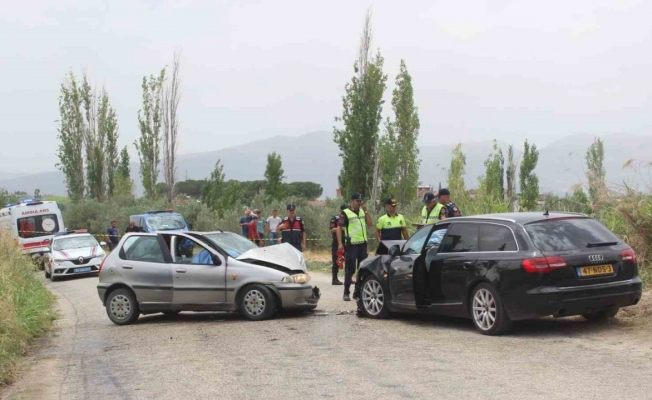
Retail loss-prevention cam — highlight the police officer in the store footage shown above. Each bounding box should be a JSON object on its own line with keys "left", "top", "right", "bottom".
{"left": 420, "top": 192, "right": 444, "bottom": 228}
{"left": 336, "top": 192, "right": 373, "bottom": 301}
{"left": 329, "top": 204, "right": 348, "bottom": 286}
{"left": 375, "top": 197, "right": 409, "bottom": 245}
{"left": 437, "top": 188, "right": 462, "bottom": 219}
{"left": 276, "top": 204, "right": 306, "bottom": 252}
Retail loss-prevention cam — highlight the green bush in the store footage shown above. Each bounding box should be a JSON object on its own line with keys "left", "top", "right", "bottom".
{"left": 0, "top": 231, "right": 55, "bottom": 385}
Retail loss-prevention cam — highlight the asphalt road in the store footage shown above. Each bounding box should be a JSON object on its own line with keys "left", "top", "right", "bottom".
{"left": 2, "top": 272, "right": 652, "bottom": 400}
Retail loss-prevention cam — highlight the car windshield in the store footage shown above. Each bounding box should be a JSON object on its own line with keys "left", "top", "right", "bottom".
{"left": 53, "top": 236, "right": 98, "bottom": 251}
{"left": 202, "top": 232, "right": 257, "bottom": 257}
{"left": 146, "top": 214, "right": 186, "bottom": 231}
{"left": 524, "top": 218, "right": 621, "bottom": 252}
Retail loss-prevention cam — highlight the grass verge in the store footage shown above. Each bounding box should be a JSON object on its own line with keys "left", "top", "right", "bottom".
{"left": 0, "top": 232, "right": 55, "bottom": 386}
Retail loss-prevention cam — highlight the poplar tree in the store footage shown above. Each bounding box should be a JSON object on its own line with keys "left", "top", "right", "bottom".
{"left": 448, "top": 144, "right": 467, "bottom": 198}
{"left": 135, "top": 69, "right": 166, "bottom": 199}
{"left": 586, "top": 137, "right": 606, "bottom": 206}
{"left": 56, "top": 72, "right": 85, "bottom": 202}
{"left": 264, "top": 152, "right": 286, "bottom": 201}
{"left": 519, "top": 140, "right": 540, "bottom": 211}
{"left": 479, "top": 140, "right": 505, "bottom": 201}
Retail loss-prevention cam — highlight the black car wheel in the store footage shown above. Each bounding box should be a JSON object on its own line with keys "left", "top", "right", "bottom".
{"left": 45, "top": 265, "right": 51, "bottom": 279}
{"left": 239, "top": 284, "right": 277, "bottom": 321}
{"left": 582, "top": 306, "right": 620, "bottom": 322}
{"left": 106, "top": 288, "right": 140, "bottom": 325}
{"left": 470, "top": 283, "right": 512, "bottom": 335}
{"left": 358, "top": 275, "right": 389, "bottom": 319}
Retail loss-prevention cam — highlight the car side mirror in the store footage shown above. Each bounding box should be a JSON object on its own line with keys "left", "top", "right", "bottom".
{"left": 212, "top": 254, "right": 222, "bottom": 266}
{"left": 388, "top": 245, "right": 400, "bottom": 257}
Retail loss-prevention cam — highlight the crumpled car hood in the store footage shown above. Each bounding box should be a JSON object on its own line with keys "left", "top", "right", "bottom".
{"left": 236, "top": 243, "right": 307, "bottom": 273}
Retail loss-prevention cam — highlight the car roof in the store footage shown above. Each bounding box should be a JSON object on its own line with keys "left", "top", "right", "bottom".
{"left": 439, "top": 211, "right": 590, "bottom": 225}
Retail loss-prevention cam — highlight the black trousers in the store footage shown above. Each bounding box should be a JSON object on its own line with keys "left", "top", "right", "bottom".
{"left": 331, "top": 252, "right": 339, "bottom": 280}
{"left": 344, "top": 243, "right": 367, "bottom": 295}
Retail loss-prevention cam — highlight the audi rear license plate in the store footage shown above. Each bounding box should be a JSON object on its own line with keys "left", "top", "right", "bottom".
{"left": 577, "top": 264, "right": 614, "bottom": 277}
{"left": 74, "top": 267, "right": 92, "bottom": 273}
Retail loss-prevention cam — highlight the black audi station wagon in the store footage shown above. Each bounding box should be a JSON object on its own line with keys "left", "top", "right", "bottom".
{"left": 354, "top": 212, "right": 643, "bottom": 335}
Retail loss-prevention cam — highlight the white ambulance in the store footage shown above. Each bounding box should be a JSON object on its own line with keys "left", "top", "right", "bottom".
{"left": 0, "top": 198, "right": 65, "bottom": 259}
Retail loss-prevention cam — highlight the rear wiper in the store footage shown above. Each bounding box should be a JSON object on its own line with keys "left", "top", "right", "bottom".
{"left": 587, "top": 241, "right": 619, "bottom": 248}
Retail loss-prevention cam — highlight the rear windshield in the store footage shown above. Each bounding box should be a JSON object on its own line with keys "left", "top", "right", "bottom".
{"left": 146, "top": 214, "right": 186, "bottom": 231}
{"left": 524, "top": 218, "right": 621, "bottom": 252}
{"left": 17, "top": 214, "right": 60, "bottom": 238}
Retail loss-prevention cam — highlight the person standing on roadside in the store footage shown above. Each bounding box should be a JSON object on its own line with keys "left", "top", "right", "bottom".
{"left": 248, "top": 214, "right": 264, "bottom": 247}
{"left": 106, "top": 221, "right": 119, "bottom": 251}
{"left": 375, "top": 198, "right": 409, "bottom": 244}
{"left": 125, "top": 220, "right": 142, "bottom": 233}
{"left": 329, "top": 204, "right": 348, "bottom": 286}
{"left": 437, "top": 188, "right": 462, "bottom": 220}
{"left": 253, "top": 209, "right": 266, "bottom": 246}
{"left": 276, "top": 204, "right": 306, "bottom": 252}
{"left": 266, "top": 209, "right": 282, "bottom": 246}
{"left": 337, "top": 192, "right": 373, "bottom": 301}
{"left": 414, "top": 192, "right": 443, "bottom": 230}
{"left": 239, "top": 209, "right": 253, "bottom": 238}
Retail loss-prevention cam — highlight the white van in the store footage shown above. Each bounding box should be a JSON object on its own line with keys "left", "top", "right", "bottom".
{"left": 0, "top": 198, "right": 65, "bottom": 258}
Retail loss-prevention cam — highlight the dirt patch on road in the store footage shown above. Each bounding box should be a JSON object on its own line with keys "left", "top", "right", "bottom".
{"left": 617, "top": 288, "right": 652, "bottom": 325}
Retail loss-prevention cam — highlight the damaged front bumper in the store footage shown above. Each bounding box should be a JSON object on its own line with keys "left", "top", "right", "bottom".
{"left": 272, "top": 284, "right": 321, "bottom": 311}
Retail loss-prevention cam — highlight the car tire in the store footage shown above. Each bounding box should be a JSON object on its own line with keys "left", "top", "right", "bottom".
{"left": 357, "top": 275, "right": 390, "bottom": 319}
{"left": 582, "top": 306, "right": 620, "bottom": 322}
{"left": 470, "top": 283, "right": 512, "bottom": 336}
{"left": 45, "top": 266, "right": 51, "bottom": 279}
{"left": 105, "top": 288, "right": 140, "bottom": 326}
{"left": 238, "top": 284, "right": 277, "bottom": 321}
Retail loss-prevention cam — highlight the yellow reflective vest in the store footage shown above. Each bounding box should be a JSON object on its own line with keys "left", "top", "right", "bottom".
{"left": 421, "top": 204, "right": 443, "bottom": 225}
{"left": 343, "top": 208, "right": 368, "bottom": 244}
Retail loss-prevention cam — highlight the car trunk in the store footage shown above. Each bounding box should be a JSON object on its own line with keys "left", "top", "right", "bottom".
{"left": 523, "top": 217, "right": 636, "bottom": 287}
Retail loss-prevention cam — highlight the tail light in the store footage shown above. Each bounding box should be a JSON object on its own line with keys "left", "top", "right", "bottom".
{"left": 522, "top": 256, "right": 568, "bottom": 273}
{"left": 620, "top": 249, "right": 637, "bottom": 263}
{"left": 99, "top": 258, "right": 106, "bottom": 273}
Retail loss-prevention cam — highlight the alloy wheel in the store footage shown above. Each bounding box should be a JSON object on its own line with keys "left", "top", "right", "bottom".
{"left": 362, "top": 280, "right": 385, "bottom": 316}
{"left": 243, "top": 290, "right": 266, "bottom": 317}
{"left": 472, "top": 288, "right": 497, "bottom": 330}
{"left": 110, "top": 294, "right": 132, "bottom": 321}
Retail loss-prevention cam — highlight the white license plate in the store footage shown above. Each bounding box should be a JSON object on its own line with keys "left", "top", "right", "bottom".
{"left": 74, "top": 267, "right": 92, "bottom": 273}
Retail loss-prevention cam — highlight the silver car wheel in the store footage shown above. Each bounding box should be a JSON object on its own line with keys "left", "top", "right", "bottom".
{"left": 243, "top": 290, "right": 266, "bottom": 317}
{"left": 472, "top": 288, "right": 497, "bottom": 331}
{"left": 110, "top": 294, "right": 132, "bottom": 320}
{"left": 362, "top": 279, "right": 384, "bottom": 316}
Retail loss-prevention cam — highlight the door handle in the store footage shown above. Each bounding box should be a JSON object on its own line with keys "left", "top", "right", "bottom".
{"left": 462, "top": 261, "right": 473, "bottom": 269}
{"left": 176, "top": 268, "right": 187, "bottom": 273}
{"left": 122, "top": 265, "right": 133, "bottom": 269}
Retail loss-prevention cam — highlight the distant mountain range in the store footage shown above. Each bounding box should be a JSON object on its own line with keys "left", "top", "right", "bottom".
{"left": 1, "top": 132, "right": 650, "bottom": 199}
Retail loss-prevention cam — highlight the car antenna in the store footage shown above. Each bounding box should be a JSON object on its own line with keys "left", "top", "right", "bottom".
{"left": 543, "top": 209, "right": 549, "bottom": 216}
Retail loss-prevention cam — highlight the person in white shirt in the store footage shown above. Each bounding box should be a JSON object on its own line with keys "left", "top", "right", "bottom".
{"left": 266, "top": 209, "right": 283, "bottom": 246}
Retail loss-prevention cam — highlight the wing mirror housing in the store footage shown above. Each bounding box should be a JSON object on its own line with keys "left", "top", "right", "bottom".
{"left": 212, "top": 254, "right": 222, "bottom": 266}
{"left": 388, "top": 245, "right": 400, "bottom": 257}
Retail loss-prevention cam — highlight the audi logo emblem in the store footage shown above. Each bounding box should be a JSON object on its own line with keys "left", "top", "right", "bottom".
{"left": 588, "top": 254, "right": 604, "bottom": 262}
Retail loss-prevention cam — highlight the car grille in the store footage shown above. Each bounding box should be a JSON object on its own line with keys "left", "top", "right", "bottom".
{"left": 70, "top": 257, "right": 93, "bottom": 265}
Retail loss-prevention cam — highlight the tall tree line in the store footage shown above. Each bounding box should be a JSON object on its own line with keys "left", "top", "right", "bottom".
{"left": 56, "top": 52, "right": 183, "bottom": 203}
{"left": 56, "top": 72, "right": 122, "bottom": 202}
{"left": 334, "top": 9, "right": 420, "bottom": 204}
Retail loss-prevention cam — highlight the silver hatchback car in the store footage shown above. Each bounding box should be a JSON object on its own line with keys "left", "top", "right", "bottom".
{"left": 97, "top": 230, "right": 321, "bottom": 325}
